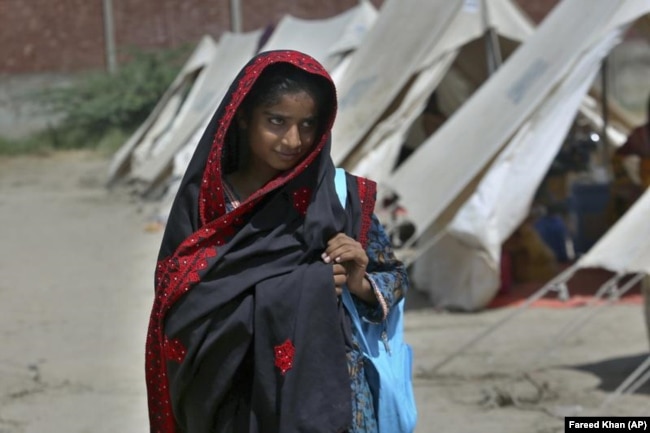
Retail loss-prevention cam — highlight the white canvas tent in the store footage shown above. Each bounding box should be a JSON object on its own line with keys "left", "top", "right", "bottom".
{"left": 386, "top": 0, "right": 650, "bottom": 311}
{"left": 428, "top": 186, "right": 650, "bottom": 374}
{"left": 337, "top": 0, "right": 632, "bottom": 186}
{"left": 130, "top": 30, "right": 263, "bottom": 195}
{"left": 106, "top": 30, "right": 262, "bottom": 193}
{"left": 107, "top": 35, "right": 218, "bottom": 185}
{"left": 259, "top": 0, "right": 377, "bottom": 72}
{"left": 330, "top": 0, "right": 534, "bottom": 172}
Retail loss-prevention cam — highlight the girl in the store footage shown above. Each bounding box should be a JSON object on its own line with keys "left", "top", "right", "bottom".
{"left": 146, "top": 50, "right": 409, "bottom": 433}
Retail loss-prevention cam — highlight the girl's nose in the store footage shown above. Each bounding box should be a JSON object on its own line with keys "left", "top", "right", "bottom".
{"left": 283, "top": 125, "right": 302, "bottom": 148}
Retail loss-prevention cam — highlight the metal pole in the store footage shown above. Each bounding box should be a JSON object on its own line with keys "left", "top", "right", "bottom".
{"left": 482, "top": 0, "right": 502, "bottom": 75}
{"left": 426, "top": 264, "right": 579, "bottom": 374}
{"left": 230, "top": 0, "right": 243, "bottom": 33}
{"left": 600, "top": 57, "right": 612, "bottom": 178}
{"left": 102, "top": 0, "right": 117, "bottom": 74}
{"left": 102, "top": 0, "right": 118, "bottom": 74}
{"left": 484, "top": 29, "right": 503, "bottom": 75}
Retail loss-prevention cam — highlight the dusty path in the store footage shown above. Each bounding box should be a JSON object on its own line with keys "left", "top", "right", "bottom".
{"left": 0, "top": 151, "right": 648, "bottom": 433}
{"left": 0, "top": 151, "right": 159, "bottom": 433}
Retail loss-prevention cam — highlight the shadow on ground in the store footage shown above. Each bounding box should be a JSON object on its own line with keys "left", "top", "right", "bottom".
{"left": 570, "top": 352, "right": 650, "bottom": 395}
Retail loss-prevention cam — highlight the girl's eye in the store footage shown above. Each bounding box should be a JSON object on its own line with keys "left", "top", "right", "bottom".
{"left": 269, "top": 117, "right": 284, "bottom": 125}
{"left": 301, "top": 119, "right": 316, "bottom": 128}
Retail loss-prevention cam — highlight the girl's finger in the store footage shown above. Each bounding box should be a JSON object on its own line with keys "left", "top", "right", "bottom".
{"left": 326, "top": 233, "right": 355, "bottom": 250}
{"left": 328, "top": 246, "right": 366, "bottom": 264}
{"left": 334, "top": 274, "right": 347, "bottom": 286}
{"left": 326, "top": 242, "right": 358, "bottom": 257}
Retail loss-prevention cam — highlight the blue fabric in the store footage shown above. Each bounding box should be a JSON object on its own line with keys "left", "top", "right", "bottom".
{"left": 342, "top": 291, "right": 417, "bottom": 433}
{"left": 335, "top": 169, "right": 418, "bottom": 433}
{"left": 534, "top": 215, "right": 571, "bottom": 262}
{"left": 334, "top": 167, "right": 348, "bottom": 210}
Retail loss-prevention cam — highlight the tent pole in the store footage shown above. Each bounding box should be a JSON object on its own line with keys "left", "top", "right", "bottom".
{"left": 230, "top": 0, "right": 243, "bottom": 33}
{"left": 600, "top": 57, "right": 612, "bottom": 178}
{"left": 425, "top": 264, "right": 579, "bottom": 374}
{"left": 481, "top": 0, "right": 502, "bottom": 75}
{"left": 102, "top": 0, "right": 118, "bottom": 74}
{"left": 484, "top": 29, "right": 503, "bottom": 75}
{"left": 530, "top": 273, "right": 644, "bottom": 366}
{"left": 600, "top": 355, "right": 650, "bottom": 411}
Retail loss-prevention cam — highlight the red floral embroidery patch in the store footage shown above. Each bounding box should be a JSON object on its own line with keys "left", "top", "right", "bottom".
{"left": 292, "top": 187, "right": 312, "bottom": 216}
{"left": 274, "top": 339, "right": 295, "bottom": 375}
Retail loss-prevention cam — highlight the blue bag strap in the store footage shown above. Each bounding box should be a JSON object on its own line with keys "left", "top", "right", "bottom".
{"left": 334, "top": 168, "right": 372, "bottom": 353}
{"left": 342, "top": 289, "right": 371, "bottom": 353}
{"left": 334, "top": 167, "right": 347, "bottom": 209}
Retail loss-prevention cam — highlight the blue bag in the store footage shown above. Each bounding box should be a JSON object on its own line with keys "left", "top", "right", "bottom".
{"left": 334, "top": 168, "right": 418, "bottom": 433}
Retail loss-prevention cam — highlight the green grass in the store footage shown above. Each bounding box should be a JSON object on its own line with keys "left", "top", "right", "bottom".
{"left": 0, "top": 45, "right": 187, "bottom": 157}
{"left": 0, "top": 132, "right": 54, "bottom": 156}
{"left": 0, "top": 126, "right": 130, "bottom": 156}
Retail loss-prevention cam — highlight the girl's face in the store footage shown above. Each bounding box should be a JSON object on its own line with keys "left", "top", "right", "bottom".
{"left": 240, "top": 90, "right": 319, "bottom": 180}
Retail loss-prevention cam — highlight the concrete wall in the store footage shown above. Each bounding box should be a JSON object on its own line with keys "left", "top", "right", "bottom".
{"left": 0, "top": 73, "right": 74, "bottom": 139}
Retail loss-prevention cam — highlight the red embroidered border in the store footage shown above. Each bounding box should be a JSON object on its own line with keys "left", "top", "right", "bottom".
{"left": 356, "top": 177, "right": 377, "bottom": 249}
{"left": 147, "top": 243, "right": 217, "bottom": 433}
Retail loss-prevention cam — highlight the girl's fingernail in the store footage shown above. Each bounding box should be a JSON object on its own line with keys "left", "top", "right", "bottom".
{"left": 335, "top": 257, "right": 341, "bottom": 263}
{"left": 323, "top": 255, "right": 331, "bottom": 263}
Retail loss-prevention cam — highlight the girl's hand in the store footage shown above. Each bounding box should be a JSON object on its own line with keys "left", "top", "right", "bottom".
{"left": 322, "top": 233, "right": 377, "bottom": 304}
{"left": 332, "top": 264, "right": 347, "bottom": 296}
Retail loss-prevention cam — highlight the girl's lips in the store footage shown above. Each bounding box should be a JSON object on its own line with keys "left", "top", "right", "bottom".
{"left": 276, "top": 151, "right": 301, "bottom": 160}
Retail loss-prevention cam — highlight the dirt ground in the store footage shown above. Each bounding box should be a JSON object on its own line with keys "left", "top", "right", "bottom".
{"left": 0, "top": 151, "right": 648, "bottom": 433}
